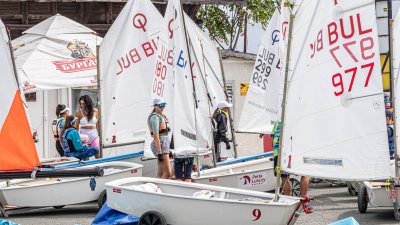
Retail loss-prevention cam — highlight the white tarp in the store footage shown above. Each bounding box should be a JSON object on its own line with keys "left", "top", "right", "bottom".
{"left": 392, "top": 9, "right": 400, "bottom": 159}
{"left": 281, "top": 0, "right": 391, "bottom": 180}
{"left": 99, "top": 0, "right": 162, "bottom": 146}
{"left": 238, "top": 10, "right": 281, "bottom": 134}
{"left": 12, "top": 14, "right": 102, "bottom": 93}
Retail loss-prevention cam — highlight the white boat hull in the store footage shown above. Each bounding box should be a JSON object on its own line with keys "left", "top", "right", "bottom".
{"left": 364, "top": 181, "right": 400, "bottom": 208}
{"left": 0, "top": 162, "right": 142, "bottom": 207}
{"left": 193, "top": 157, "right": 298, "bottom": 192}
{"left": 106, "top": 177, "right": 303, "bottom": 225}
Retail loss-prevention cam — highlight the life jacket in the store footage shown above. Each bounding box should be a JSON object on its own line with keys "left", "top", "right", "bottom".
{"left": 212, "top": 109, "right": 228, "bottom": 129}
{"left": 52, "top": 118, "right": 64, "bottom": 141}
{"left": 272, "top": 120, "right": 282, "bottom": 157}
{"left": 147, "top": 112, "right": 170, "bottom": 136}
{"left": 388, "top": 124, "right": 395, "bottom": 155}
{"left": 61, "top": 127, "right": 78, "bottom": 153}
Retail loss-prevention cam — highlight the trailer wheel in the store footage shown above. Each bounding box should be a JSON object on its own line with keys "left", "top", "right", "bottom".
{"left": 310, "top": 177, "right": 322, "bottom": 183}
{"left": 290, "top": 178, "right": 301, "bottom": 197}
{"left": 98, "top": 190, "right": 107, "bottom": 208}
{"left": 139, "top": 211, "right": 167, "bottom": 225}
{"left": 358, "top": 186, "right": 368, "bottom": 213}
{"left": 53, "top": 205, "right": 65, "bottom": 209}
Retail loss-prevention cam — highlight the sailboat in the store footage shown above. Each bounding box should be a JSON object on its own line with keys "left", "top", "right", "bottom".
{"left": 192, "top": 9, "right": 303, "bottom": 194}
{"left": 0, "top": 19, "right": 143, "bottom": 216}
{"left": 275, "top": 0, "right": 399, "bottom": 219}
{"left": 106, "top": 1, "right": 304, "bottom": 224}
{"left": 355, "top": 4, "right": 400, "bottom": 217}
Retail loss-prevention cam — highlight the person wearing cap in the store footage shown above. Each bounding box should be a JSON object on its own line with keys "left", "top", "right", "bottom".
{"left": 386, "top": 109, "right": 395, "bottom": 159}
{"left": 52, "top": 104, "right": 70, "bottom": 157}
{"left": 212, "top": 100, "right": 233, "bottom": 162}
{"left": 60, "top": 115, "right": 99, "bottom": 160}
{"left": 148, "top": 97, "right": 172, "bottom": 179}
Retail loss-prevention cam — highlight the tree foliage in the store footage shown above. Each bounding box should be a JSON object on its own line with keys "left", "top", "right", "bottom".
{"left": 196, "top": 0, "right": 279, "bottom": 51}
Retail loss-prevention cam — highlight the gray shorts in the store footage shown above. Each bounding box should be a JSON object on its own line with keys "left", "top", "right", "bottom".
{"left": 151, "top": 138, "right": 170, "bottom": 156}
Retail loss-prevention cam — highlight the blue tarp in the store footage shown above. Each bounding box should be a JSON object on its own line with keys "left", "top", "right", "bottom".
{"left": 328, "top": 217, "right": 360, "bottom": 225}
{"left": 0, "top": 219, "right": 20, "bottom": 225}
{"left": 92, "top": 202, "right": 139, "bottom": 225}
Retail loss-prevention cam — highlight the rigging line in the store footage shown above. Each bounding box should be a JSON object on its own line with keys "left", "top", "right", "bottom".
{"left": 203, "top": 55, "right": 229, "bottom": 99}
{"left": 188, "top": 37, "right": 213, "bottom": 106}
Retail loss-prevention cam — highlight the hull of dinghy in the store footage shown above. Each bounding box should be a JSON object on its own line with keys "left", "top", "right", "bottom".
{"left": 106, "top": 177, "right": 302, "bottom": 225}
{"left": 0, "top": 162, "right": 142, "bottom": 207}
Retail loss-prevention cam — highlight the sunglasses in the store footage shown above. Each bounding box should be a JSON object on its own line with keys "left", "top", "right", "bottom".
{"left": 156, "top": 103, "right": 166, "bottom": 109}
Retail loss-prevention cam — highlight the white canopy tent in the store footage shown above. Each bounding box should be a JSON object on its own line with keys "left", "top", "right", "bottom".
{"left": 12, "top": 14, "right": 102, "bottom": 93}
{"left": 11, "top": 14, "right": 102, "bottom": 158}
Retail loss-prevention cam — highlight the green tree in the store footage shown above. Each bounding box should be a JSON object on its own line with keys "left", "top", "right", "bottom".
{"left": 196, "top": 0, "right": 279, "bottom": 51}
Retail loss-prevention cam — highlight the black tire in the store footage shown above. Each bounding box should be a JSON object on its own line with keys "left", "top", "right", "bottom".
{"left": 290, "top": 178, "right": 301, "bottom": 197}
{"left": 358, "top": 186, "right": 368, "bottom": 213}
{"left": 97, "top": 190, "right": 107, "bottom": 209}
{"left": 310, "top": 177, "right": 322, "bottom": 183}
{"left": 53, "top": 205, "right": 65, "bottom": 209}
{"left": 139, "top": 211, "right": 167, "bottom": 225}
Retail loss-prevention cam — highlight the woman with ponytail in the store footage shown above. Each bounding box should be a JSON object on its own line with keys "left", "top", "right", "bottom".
{"left": 52, "top": 104, "right": 70, "bottom": 157}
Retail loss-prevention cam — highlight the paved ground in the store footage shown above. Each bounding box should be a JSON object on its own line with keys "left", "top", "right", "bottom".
{"left": 1, "top": 182, "right": 399, "bottom": 225}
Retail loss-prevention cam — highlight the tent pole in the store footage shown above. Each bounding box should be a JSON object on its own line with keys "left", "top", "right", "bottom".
{"left": 96, "top": 45, "right": 103, "bottom": 158}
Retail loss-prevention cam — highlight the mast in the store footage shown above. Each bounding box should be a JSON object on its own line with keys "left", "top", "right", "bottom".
{"left": 5, "top": 28, "right": 22, "bottom": 93}
{"left": 218, "top": 49, "right": 238, "bottom": 158}
{"left": 274, "top": 13, "right": 295, "bottom": 202}
{"left": 96, "top": 45, "right": 103, "bottom": 158}
{"left": 389, "top": 3, "right": 399, "bottom": 182}
{"left": 180, "top": 0, "right": 201, "bottom": 176}
{"left": 198, "top": 40, "right": 218, "bottom": 167}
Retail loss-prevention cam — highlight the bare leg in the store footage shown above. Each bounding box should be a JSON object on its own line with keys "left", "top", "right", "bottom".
{"left": 281, "top": 176, "right": 291, "bottom": 196}
{"left": 95, "top": 153, "right": 101, "bottom": 159}
{"left": 170, "top": 163, "right": 175, "bottom": 179}
{"left": 157, "top": 160, "right": 162, "bottom": 178}
{"left": 159, "top": 154, "right": 171, "bottom": 179}
{"left": 300, "top": 176, "right": 309, "bottom": 197}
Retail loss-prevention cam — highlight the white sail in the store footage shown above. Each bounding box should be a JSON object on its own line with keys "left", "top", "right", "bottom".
{"left": 146, "top": 0, "right": 212, "bottom": 157}
{"left": 238, "top": 10, "right": 281, "bottom": 134}
{"left": 169, "top": 0, "right": 210, "bottom": 155}
{"left": 393, "top": 10, "right": 400, "bottom": 159}
{"left": 281, "top": 0, "right": 391, "bottom": 181}
{"left": 99, "top": 0, "right": 162, "bottom": 146}
{"left": 185, "top": 14, "right": 226, "bottom": 108}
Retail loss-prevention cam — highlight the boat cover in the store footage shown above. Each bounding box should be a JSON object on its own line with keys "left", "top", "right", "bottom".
{"left": 92, "top": 202, "right": 138, "bottom": 225}
{"left": 328, "top": 217, "right": 360, "bottom": 225}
